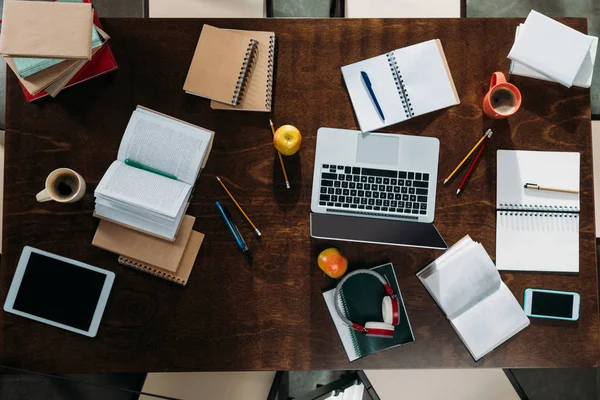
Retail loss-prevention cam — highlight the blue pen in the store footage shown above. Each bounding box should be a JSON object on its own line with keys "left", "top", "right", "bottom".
{"left": 216, "top": 201, "right": 251, "bottom": 259}
{"left": 361, "top": 71, "right": 385, "bottom": 121}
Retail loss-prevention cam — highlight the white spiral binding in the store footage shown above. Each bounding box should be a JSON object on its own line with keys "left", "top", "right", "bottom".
{"left": 265, "top": 35, "right": 275, "bottom": 110}
{"left": 231, "top": 39, "right": 259, "bottom": 105}
{"left": 498, "top": 204, "right": 579, "bottom": 212}
{"left": 386, "top": 52, "right": 413, "bottom": 117}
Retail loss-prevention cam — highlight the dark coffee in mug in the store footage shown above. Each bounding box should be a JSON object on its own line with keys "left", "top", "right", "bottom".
{"left": 490, "top": 88, "right": 518, "bottom": 114}
{"left": 48, "top": 171, "right": 80, "bottom": 200}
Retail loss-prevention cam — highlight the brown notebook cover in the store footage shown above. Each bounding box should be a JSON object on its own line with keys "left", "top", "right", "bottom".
{"left": 0, "top": 1, "right": 93, "bottom": 59}
{"left": 118, "top": 230, "right": 204, "bottom": 286}
{"left": 210, "top": 30, "right": 275, "bottom": 112}
{"left": 183, "top": 24, "right": 258, "bottom": 105}
{"left": 92, "top": 215, "right": 195, "bottom": 272}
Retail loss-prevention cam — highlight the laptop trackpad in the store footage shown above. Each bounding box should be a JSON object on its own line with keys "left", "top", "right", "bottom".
{"left": 356, "top": 134, "right": 399, "bottom": 166}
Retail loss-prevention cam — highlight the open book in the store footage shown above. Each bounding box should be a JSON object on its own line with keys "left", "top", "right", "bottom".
{"left": 417, "top": 236, "right": 530, "bottom": 361}
{"left": 94, "top": 106, "right": 214, "bottom": 240}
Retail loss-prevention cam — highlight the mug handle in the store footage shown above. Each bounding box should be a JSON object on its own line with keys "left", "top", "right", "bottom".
{"left": 490, "top": 72, "right": 507, "bottom": 90}
{"left": 36, "top": 189, "right": 52, "bottom": 202}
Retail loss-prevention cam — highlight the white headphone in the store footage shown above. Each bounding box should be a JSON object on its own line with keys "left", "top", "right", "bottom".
{"left": 334, "top": 269, "right": 400, "bottom": 338}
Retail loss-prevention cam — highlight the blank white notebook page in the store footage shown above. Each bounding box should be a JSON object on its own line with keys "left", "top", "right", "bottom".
{"left": 508, "top": 10, "right": 594, "bottom": 87}
{"left": 394, "top": 39, "right": 459, "bottom": 117}
{"left": 496, "top": 212, "right": 579, "bottom": 272}
{"left": 451, "top": 283, "right": 529, "bottom": 361}
{"left": 341, "top": 54, "right": 408, "bottom": 132}
{"left": 496, "top": 150, "right": 580, "bottom": 211}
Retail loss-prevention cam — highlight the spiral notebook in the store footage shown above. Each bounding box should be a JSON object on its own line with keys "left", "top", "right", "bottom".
{"left": 210, "top": 30, "right": 275, "bottom": 112}
{"left": 183, "top": 24, "right": 258, "bottom": 106}
{"left": 322, "top": 263, "right": 414, "bottom": 362}
{"left": 341, "top": 39, "right": 460, "bottom": 132}
{"left": 496, "top": 150, "right": 580, "bottom": 273}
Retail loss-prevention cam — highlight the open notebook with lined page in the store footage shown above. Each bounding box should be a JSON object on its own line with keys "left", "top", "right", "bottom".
{"left": 496, "top": 150, "right": 580, "bottom": 273}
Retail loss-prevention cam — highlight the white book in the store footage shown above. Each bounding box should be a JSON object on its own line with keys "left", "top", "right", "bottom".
{"left": 507, "top": 10, "right": 596, "bottom": 88}
{"left": 94, "top": 106, "right": 214, "bottom": 240}
{"left": 510, "top": 24, "right": 598, "bottom": 88}
{"left": 417, "top": 236, "right": 530, "bottom": 361}
{"left": 341, "top": 39, "right": 460, "bottom": 132}
{"left": 496, "top": 150, "right": 580, "bottom": 273}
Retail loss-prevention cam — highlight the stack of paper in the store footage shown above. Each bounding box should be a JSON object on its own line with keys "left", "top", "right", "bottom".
{"left": 0, "top": 0, "right": 118, "bottom": 100}
{"left": 94, "top": 107, "right": 214, "bottom": 241}
{"left": 508, "top": 10, "right": 598, "bottom": 88}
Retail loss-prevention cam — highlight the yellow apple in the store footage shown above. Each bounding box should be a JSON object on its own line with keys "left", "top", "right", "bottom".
{"left": 274, "top": 125, "right": 302, "bottom": 156}
{"left": 317, "top": 248, "right": 348, "bottom": 278}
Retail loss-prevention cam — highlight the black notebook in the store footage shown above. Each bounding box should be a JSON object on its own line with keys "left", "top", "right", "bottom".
{"left": 323, "top": 263, "right": 414, "bottom": 361}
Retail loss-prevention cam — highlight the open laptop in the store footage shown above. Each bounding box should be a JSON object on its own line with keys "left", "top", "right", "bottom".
{"left": 310, "top": 127, "right": 447, "bottom": 249}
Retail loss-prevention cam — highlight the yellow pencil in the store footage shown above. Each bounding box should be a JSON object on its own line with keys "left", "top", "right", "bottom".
{"left": 216, "top": 176, "right": 261, "bottom": 237}
{"left": 444, "top": 129, "right": 493, "bottom": 185}
{"left": 270, "top": 119, "right": 290, "bottom": 189}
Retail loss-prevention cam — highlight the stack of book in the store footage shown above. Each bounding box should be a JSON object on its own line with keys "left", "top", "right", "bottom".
{"left": 94, "top": 106, "right": 214, "bottom": 241}
{"left": 183, "top": 24, "right": 276, "bottom": 112}
{"left": 0, "top": 0, "right": 117, "bottom": 101}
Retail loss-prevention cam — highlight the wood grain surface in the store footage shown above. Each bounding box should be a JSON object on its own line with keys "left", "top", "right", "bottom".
{"left": 2, "top": 18, "right": 598, "bottom": 373}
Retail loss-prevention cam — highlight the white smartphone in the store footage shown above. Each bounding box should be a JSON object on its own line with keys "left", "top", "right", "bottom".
{"left": 523, "top": 288, "right": 580, "bottom": 321}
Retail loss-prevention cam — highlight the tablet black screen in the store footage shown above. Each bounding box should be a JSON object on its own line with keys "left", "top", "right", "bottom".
{"left": 12, "top": 253, "right": 107, "bottom": 331}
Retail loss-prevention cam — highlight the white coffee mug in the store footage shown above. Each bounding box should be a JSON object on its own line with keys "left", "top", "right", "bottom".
{"left": 36, "top": 168, "right": 86, "bottom": 203}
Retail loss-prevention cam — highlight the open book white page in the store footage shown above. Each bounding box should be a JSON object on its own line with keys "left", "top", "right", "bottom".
{"left": 393, "top": 39, "right": 459, "bottom": 118}
{"left": 497, "top": 150, "right": 580, "bottom": 211}
{"left": 451, "top": 283, "right": 530, "bottom": 361}
{"left": 117, "top": 107, "right": 214, "bottom": 185}
{"left": 418, "top": 241, "right": 501, "bottom": 320}
{"left": 322, "top": 289, "right": 359, "bottom": 361}
{"left": 342, "top": 54, "right": 409, "bottom": 132}
{"left": 96, "top": 161, "right": 191, "bottom": 218}
{"left": 510, "top": 24, "right": 598, "bottom": 88}
{"left": 507, "top": 10, "right": 594, "bottom": 87}
{"left": 496, "top": 212, "right": 579, "bottom": 273}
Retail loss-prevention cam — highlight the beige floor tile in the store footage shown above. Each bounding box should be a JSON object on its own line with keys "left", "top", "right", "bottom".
{"left": 140, "top": 371, "right": 276, "bottom": 400}
{"left": 365, "top": 369, "right": 519, "bottom": 400}
{"left": 593, "top": 121, "right": 600, "bottom": 237}
{"left": 149, "top": 0, "right": 265, "bottom": 18}
{"left": 346, "top": 0, "right": 460, "bottom": 18}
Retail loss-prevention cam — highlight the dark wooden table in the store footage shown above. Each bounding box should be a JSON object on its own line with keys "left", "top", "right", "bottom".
{"left": 2, "top": 18, "right": 598, "bottom": 373}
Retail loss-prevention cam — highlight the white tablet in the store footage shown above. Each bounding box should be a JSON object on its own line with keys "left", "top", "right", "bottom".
{"left": 4, "top": 246, "right": 115, "bottom": 337}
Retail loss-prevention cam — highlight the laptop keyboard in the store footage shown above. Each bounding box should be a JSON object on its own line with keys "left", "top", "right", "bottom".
{"left": 318, "top": 164, "right": 430, "bottom": 216}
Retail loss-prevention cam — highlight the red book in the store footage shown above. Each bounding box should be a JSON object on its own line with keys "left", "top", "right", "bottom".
{"left": 9, "top": 0, "right": 118, "bottom": 102}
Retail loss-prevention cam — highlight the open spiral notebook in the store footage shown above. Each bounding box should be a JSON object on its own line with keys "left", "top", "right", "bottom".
{"left": 496, "top": 150, "right": 580, "bottom": 273}
{"left": 341, "top": 39, "right": 460, "bottom": 132}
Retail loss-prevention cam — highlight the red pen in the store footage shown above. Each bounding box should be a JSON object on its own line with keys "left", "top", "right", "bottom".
{"left": 456, "top": 135, "right": 491, "bottom": 195}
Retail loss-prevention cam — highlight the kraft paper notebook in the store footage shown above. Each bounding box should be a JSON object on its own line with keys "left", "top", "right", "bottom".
{"left": 183, "top": 24, "right": 259, "bottom": 106}
{"left": 92, "top": 217, "right": 204, "bottom": 286}
{"left": 341, "top": 39, "right": 460, "bottom": 132}
{"left": 0, "top": 1, "right": 93, "bottom": 59}
{"left": 93, "top": 215, "right": 196, "bottom": 273}
{"left": 418, "top": 236, "right": 530, "bottom": 361}
{"left": 496, "top": 150, "right": 580, "bottom": 273}
{"left": 508, "top": 10, "right": 596, "bottom": 88}
{"left": 210, "top": 29, "right": 275, "bottom": 112}
{"left": 322, "top": 263, "right": 414, "bottom": 362}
